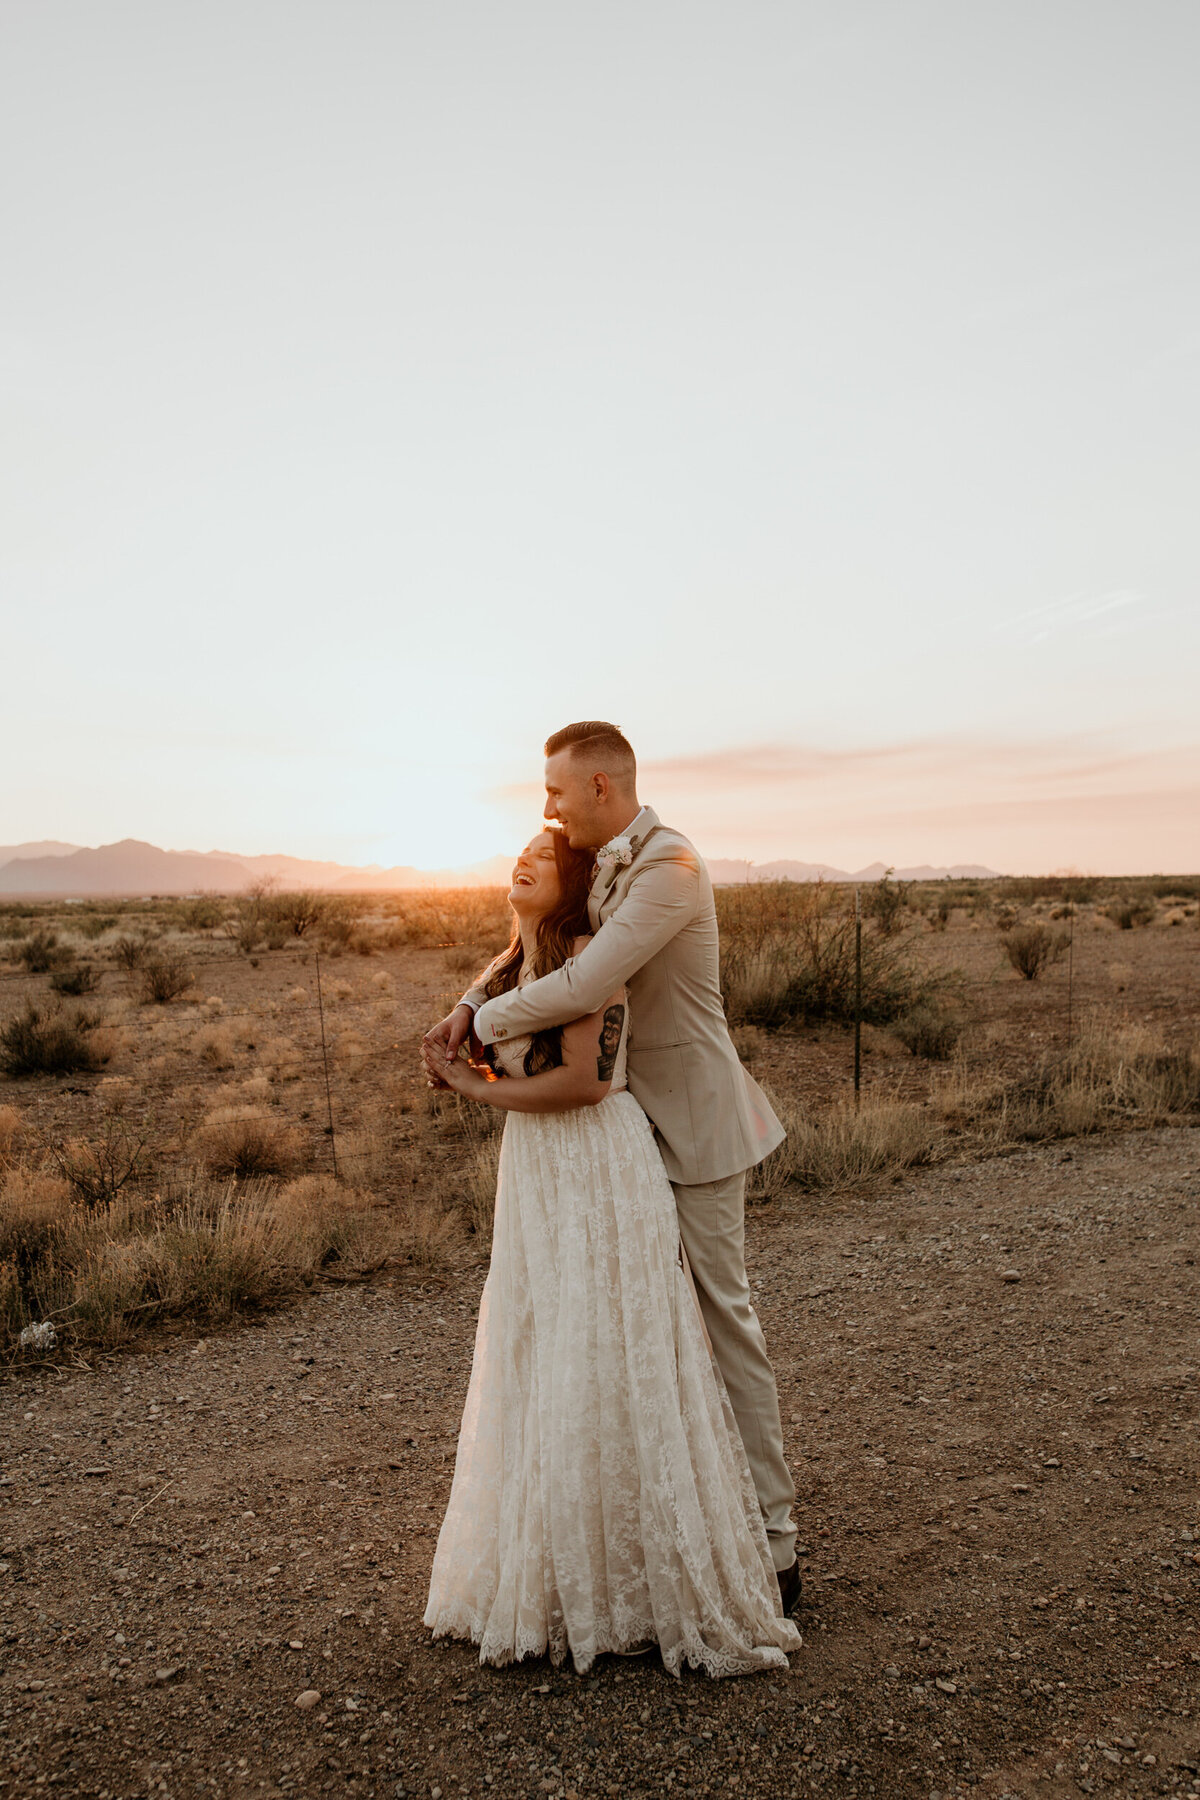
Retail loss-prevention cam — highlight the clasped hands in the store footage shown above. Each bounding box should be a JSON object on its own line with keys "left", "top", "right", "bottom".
{"left": 421, "top": 1003, "right": 488, "bottom": 1096}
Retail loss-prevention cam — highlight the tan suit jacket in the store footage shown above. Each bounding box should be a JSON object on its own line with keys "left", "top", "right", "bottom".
{"left": 465, "top": 809, "right": 785, "bottom": 1186}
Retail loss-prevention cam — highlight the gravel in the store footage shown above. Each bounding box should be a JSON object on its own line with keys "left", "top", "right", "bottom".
{"left": 1, "top": 1125, "right": 1198, "bottom": 1799}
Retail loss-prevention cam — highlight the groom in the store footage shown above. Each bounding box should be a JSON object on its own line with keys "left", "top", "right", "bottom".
{"left": 424, "top": 720, "right": 802, "bottom": 1615}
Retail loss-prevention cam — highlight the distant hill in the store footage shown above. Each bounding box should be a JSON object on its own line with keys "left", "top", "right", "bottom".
{"left": 0, "top": 838, "right": 516, "bottom": 896}
{"left": 0, "top": 837, "right": 1001, "bottom": 897}
{"left": 0, "top": 840, "right": 81, "bottom": 863}
{"left": 706, "top": 858, "right": 1002, "bottom": 884}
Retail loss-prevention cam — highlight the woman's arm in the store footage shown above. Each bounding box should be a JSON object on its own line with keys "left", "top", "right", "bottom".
{"left": 422, "top": 987, "right": 626, "bottom": 1115}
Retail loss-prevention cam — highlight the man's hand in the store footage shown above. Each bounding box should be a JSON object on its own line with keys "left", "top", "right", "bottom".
{"left": 422, "top": 1004, "right": 475, "bottom": 1087}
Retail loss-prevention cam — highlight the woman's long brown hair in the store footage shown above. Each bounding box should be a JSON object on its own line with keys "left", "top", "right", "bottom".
{"left": 478, "top": 831, "right": 594, "bottom": 1075}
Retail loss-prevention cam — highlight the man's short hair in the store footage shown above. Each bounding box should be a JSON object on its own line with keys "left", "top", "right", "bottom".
{"left": 544, "top": 720, "right": 637, "bottom": 782}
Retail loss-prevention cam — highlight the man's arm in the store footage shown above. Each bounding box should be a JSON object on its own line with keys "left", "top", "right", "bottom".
{"left": 473, "top": 849, "right": 699, "bottom": 1046}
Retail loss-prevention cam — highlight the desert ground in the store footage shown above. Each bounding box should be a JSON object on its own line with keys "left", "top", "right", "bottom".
{"left": 1, "top": 878, "right": 1198, "bottom": 1800}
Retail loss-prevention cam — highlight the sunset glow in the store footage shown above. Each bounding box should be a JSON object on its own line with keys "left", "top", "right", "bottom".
{"left": 2, "top": 5, "right": 1197, "bottom": 876}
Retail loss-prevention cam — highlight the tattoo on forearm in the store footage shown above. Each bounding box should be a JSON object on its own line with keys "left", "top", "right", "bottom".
{"left": 596, "top": 1005, "right": 625, "bottom": 1082}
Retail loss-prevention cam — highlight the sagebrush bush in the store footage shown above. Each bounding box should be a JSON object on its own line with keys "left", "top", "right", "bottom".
{"left": 0, "top": 1002, "right": 113, "bottom": 1078}
{"left": 1002, "top": 924, "right": 1068, "bottom": 981}
{"left": 111, "top": 934, "right": 151, "bottom": 971}
{"left": 892, "top": 1000, "right": 964, "bottom": 1060}
{"left": 1106, "top": 897, "right": 1156, "bottom": 931}
{"left": 17, "top": 930, "right": 66, "bottom": 973}
{"left": 717, "top": 882, "right": 942, "bottom": 1029}
{"left": 49, "top": 962, "right": 100, "bottom": 995}
{"left": 138, "top": 951, "right": 195, "bottom": 1004}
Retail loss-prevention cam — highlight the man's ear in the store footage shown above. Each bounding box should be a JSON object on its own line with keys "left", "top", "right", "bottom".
{"left": 592, "top": 772, "right": 610, "bottom": 803}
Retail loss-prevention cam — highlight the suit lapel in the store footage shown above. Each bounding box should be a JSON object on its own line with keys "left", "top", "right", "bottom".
{"left": 591, "top": 808, "right": 661, "bottom": 922}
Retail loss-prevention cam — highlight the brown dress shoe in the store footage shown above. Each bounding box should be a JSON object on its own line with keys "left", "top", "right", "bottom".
{"left": 776, "top": 1559, "right": 802, "bottom": 1618}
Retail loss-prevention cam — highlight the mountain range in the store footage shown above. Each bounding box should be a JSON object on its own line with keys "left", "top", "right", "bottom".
{"left": 0, "top": 838, "right": 1002, "bottom": 897}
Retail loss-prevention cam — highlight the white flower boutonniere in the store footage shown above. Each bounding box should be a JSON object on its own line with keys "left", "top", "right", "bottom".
{"left": 595, "top": 835, "right": 635, "bottom": 888}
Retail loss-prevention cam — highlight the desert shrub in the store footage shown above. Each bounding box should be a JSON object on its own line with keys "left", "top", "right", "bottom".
{"left": 1001, "top": 924, "right": 1068, "bottom": 981}
{"left": 49, "top": 961, "right": 100, "bottom": 996}
{"left": 0, "top": 1002, "right": 113, "bottom": 1078}
{"left": 196, "top": 1108, "right": 302, "bottom": 1178}
{"left": 195, "top": 1023, "right": 237, "bottom": 1069}
{"left": 111, "top": 934, "right": 151, "bottom": 970}
{"left": 47, "top": 1117, "right": 152, "bottom": 1211}
{"left": 17, "top": 930, "right": 67, "bottom": 973}
{"left": 1105, "top": 897, "right": 1156, "bottom": 930}
{"left": 928, "top": 895, "right": 952, "bottom": 932}
{"left": 378, "top": 887, "right": 512, "bottom": 951}
{"left": 747, "top": 1085, "right": 939, "bottom": 1199}
{"left": 718, "top": 881, "right": 942, "bottom": 1029}
{"left": 865, "top": 869, "right": 909, "bottom": 935}
{"left": 138, "top": 950, "right": 195, "bottom": 1004}
{"left": 266, "top": 890, "right": 326, "bottom": 937}
{"left": 75, "top": 913, "right": 118, "bottom": 940}
{"left": 892, "top": 1000, "right": 964, "bottom": 1060}
{"left": 179, "top": 894, "right": 225, "bottom": 931}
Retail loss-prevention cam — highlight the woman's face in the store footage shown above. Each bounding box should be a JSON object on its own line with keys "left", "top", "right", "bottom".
{"left": 508, "top": 830, "right": 563, "bottom": 920}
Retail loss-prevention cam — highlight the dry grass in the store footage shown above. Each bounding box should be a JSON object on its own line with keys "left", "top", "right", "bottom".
{"left": 462, "top": 1138, "right": 502, "bottom": 1238}
{"left": 0, "top": 1002, "right": 116, "bottom": 1078}
{"left": 195, "top": 1023, "right": 237, "bottom": 1070}
{"left": 748, "top": 1086, "right": 939, "bottom": 1200}
{"left": 1, "top": 1164, "right": 460, "bottom": 1355}
{"left": 195, "top": 1108, "right": 303, "bottom": 1178}
{"left": 0, "top": 1105, "right": 22, "bottom": 1170}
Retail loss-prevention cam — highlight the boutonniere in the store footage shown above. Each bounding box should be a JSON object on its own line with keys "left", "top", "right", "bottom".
{"left": 595, "top": 835, "right": 635, "bottom": 888}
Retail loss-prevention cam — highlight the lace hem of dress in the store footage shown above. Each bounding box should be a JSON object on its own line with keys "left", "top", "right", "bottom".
{"left": 425, "top": 1601, "right": 796, "bottom": 1680}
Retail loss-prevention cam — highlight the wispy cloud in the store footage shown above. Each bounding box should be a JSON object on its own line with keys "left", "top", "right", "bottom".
{"left": 489, "top": 732, "right": 1200, "bottom": 874}
{"left": 990, "top": 590, "right": 1143, "bottom": 647}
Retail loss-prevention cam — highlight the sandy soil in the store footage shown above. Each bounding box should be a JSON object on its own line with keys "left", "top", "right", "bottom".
{"left": 3, "top": 1122, "right": 1198, "bottom": 1800}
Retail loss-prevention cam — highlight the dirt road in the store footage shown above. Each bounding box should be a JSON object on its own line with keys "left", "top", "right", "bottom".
{"left": 2, "top": 1126, "right": 1198, "bottom": 1800}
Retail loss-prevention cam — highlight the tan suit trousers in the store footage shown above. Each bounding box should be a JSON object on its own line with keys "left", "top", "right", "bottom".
{"left": 671, "top": 1169, "right": 797, "bottom": 1572}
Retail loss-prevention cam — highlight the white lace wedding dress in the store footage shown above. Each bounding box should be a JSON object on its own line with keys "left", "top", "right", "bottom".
{"left": 423, "top": 986, "right": 801, "bottom": 1678}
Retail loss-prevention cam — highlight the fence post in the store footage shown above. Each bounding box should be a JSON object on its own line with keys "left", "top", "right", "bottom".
{"left": 854, "top": 885, "right": 862, "bottom": 1103}
{"left": 1065, "top": 901, "right": 1075, "bottom": 1052}
{"left": 314, "top": 951, "right": 339, "bottom": 1179}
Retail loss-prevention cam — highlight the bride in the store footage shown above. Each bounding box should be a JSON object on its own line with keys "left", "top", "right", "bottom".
{"left": 420, "top": 827, "right": 801, "bottom": 1679}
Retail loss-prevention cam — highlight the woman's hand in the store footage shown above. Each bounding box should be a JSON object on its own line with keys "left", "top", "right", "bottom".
{"left": 421, "top": 1039, "right": 488, "bottom": 1100}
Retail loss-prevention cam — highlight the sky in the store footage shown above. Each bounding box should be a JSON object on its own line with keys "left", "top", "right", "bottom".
{"left": 2, "top": 0, "right": 1198, "bottom": 875}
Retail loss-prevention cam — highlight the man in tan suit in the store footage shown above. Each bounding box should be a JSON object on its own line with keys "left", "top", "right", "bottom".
{"left": 425, "top": 721, "right": 801, "bottom": 1613}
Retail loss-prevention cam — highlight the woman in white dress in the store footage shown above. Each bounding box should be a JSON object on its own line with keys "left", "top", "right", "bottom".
{"left": 420, "top": 828, "right": 800, "bottom": 1679}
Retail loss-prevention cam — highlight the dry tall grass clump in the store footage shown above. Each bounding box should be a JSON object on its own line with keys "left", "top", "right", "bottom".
{"left": 0, "top": 1105, "right": 22, "bottom": 1169}
{"left": 716, "top": 881, "right": 946, "bottom": 1029}
{"left": 195, "top": 1023, "right": 237, "bottom": 1069}
{"left": 929, "top": 1015, "right": 1200, "bottom": 1148}
{"left": 0, "top": 1001, "right": 115, "bottom": 1078}
{"left": 463, "top": 1138, "right": 502, "bottom": 1238}
{"left": 195, "top": 1108, "right": 303, "bottom": 1178}
{"left": 1, "top": 1163, "right": 459, "bottom": 1354}
{"left": 748, "top": 1086, "right": 939, "bottom": 1199}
